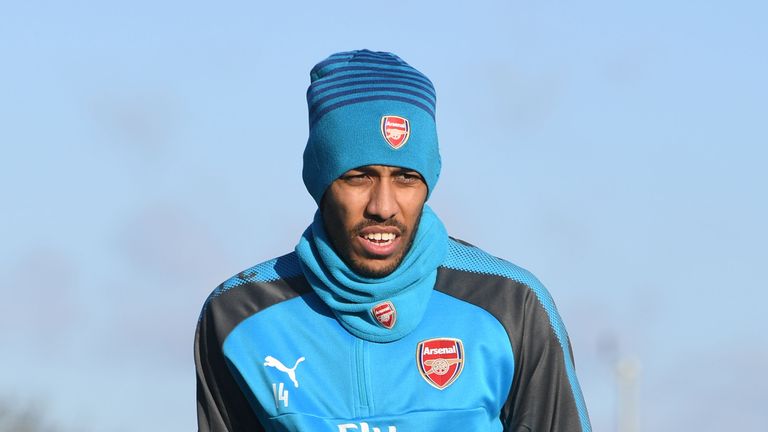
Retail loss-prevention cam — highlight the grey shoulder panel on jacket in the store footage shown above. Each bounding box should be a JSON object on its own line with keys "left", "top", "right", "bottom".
{"left": 438, "top": 237, "right": 570, "bottom": 350}
{"left": 436, "top": 238, "right": 591, "bottom": 432}
{"left": 201, "top": 251, "right": 311, "bottom": 342}
{"left": 196, "top": 252, "right": 308, "bottom": 432}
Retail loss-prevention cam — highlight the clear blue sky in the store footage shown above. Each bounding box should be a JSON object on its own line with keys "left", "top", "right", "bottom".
{"left": 1, "top": 1, "right": 766, "bottom": 431}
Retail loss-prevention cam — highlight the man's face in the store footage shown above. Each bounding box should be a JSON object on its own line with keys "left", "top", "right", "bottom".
{"left": 321, "top": 165, "right": 428, "bottom": 278}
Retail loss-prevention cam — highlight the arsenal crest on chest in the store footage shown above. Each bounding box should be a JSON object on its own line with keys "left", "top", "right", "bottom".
{"left": 416, "top": 338, "right": 464, "bottom": 390}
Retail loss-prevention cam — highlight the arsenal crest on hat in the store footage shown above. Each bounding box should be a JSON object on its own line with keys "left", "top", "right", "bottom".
{"left": 371, "top": 301, "right": 397, "bottom": 329}
{"left": 416, "top": 338, "right": 464, "bottom": 390}
{"left": 380, "top": 115, "right": 410, "bottom": 149}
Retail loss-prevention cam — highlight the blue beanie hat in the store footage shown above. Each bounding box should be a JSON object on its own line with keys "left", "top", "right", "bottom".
{"left": 302, "top": 50, "right": 441, "bottom": 205}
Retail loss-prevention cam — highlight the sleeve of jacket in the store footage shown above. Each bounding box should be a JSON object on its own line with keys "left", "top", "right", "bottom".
{"left": 500, "top": 286, "right": 590, "bottom": 432}
{"left": 195, "top": 302, "right": 265, "bottom": 432}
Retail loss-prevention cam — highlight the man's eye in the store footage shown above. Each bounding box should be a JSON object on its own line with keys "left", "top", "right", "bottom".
{"left": 342, "top": 174, "right": 369, "bottom": 184}
{"left": 395, "top": 173, "right": 421, "bottom": 183}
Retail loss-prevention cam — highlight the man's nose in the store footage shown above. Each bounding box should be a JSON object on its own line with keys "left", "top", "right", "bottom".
{"left": 365, "top": 180, "right": 398, "bottom": 221}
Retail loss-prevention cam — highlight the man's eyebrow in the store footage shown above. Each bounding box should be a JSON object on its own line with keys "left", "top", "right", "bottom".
{"left": 341, "top": 168, "right": 369, "bottom": 176}
{"left": 392, "top": 168, "right": 423, "bottom": 176}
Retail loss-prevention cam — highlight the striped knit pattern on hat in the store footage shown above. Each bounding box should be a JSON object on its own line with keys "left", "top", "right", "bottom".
{"left": 302, "top": 49, "right": 441, "bottom": 205}
{"left": 307, "top": 50, "right": 437, "bottom": 126}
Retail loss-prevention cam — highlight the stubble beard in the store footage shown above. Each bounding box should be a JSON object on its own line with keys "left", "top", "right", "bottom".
{"left": 348, "top": 237, "right": 410, "bottom": 278}
{"left": 343, "top": 213, "right": 422, "bottom": 279}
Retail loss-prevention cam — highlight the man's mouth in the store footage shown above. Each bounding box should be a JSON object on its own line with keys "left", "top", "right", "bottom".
{"left": 356, "top": 227, "right": 403, "bottom": 257}
{"left": 361, "top": 232, "right": 397, "bottom": 246}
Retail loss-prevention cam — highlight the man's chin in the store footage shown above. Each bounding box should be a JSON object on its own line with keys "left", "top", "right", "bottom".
{"left": 349, "top": 257, "right": 402, "bottom": 279}
{"left": 343, "top": 230, "right": 417, "bottom": 278}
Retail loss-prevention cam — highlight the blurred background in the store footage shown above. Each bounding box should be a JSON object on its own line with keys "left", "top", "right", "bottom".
{"left": 2, "top": 1, "right": 766, "bottom": 431}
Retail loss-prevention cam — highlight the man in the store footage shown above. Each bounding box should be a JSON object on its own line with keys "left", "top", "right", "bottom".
{"left": 195, "top": 50, "right": 591, "bottom": 432}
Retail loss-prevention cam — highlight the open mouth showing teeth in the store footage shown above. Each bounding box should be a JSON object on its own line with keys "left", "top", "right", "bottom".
{"left": 362, "top": 232, "right": 397, "bottom": 245}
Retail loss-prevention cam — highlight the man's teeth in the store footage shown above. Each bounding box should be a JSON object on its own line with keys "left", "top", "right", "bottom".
{"left": 363, "top": 233, "right": 397, "bottom": 242}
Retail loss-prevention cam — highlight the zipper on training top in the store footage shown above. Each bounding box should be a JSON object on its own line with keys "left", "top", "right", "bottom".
{"left": 355, "top": 338, "right": 372, "bottom": 417}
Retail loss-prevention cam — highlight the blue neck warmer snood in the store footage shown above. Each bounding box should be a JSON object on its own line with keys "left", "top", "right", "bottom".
{"left": 295, "top": 205, "right": 448, "bottom": 342}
